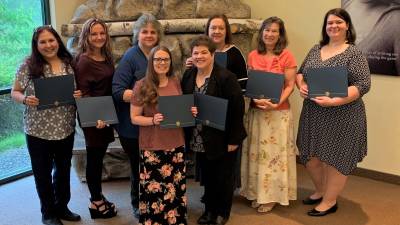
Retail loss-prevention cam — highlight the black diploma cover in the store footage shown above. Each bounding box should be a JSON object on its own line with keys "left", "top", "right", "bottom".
{"left": 245, "top": 70, "right": 284, "bottom": 104}
{"left": 307, "top": 66, "right": 348, "bottom": 98}
{"left": 195, "top": 93, "right": 228, "bottom": 131}
{"left": 33, "top": 74, "right": 75, "bottom": 110}
{"left": 76, "top": 96, "right": 119, "bottom": 128}
{"left": 158, "top": 94, "right": 195, "bottom": 128}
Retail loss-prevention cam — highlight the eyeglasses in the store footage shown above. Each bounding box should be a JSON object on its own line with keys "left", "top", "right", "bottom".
{"left": 153, "top": 57, "right": 171, "bottom": 64}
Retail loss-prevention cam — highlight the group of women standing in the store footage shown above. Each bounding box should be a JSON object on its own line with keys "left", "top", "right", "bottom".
{"left": 11, "top": 7, "right": 370, "bottom": 225}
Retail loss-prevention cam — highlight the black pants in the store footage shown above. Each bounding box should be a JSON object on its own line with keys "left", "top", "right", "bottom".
{"left": 86, "top": 145, "right": 108, "bottom": 201}
{"left": 119, "top": 136, "right": 140, "bottom": 209}
{"left": 26, "top": 133, "right": 74, "bottom": 217}
{"left": 198, "top": 150, "right": 237, "bottom": 218}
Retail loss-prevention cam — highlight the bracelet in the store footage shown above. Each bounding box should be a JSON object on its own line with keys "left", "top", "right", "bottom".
{"left": 152, "top": 116, "right": 156, "bottom": 125}
{"left": 22, "top": 96, "right": 27, "bottom": 105}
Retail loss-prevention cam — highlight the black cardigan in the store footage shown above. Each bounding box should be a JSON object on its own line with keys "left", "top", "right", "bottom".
{"left": 181, "top": 63, "right": 247, "bottom": 160}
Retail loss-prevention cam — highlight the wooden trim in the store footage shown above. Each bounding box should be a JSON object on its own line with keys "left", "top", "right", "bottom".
{"left": 353, "top": 167, "right": 400, "bottom": 185}
{"left": 296, "top": 157, "right": 400, "bottom": 185}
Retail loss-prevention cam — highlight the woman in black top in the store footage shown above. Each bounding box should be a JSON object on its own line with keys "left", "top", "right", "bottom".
{"left": 181, "top": 35, "right": 246, "bottom": 225}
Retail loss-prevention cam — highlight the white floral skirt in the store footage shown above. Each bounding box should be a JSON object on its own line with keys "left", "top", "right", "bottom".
{"left": 240, "top": 108, "right": 297, "bottom": 205}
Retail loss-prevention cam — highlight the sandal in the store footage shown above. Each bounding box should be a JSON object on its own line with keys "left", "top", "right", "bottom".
{"left": 89, "top": 195, "right": 117, "bottom": 219}
{"left": 257, "top": 203, "right": 276, "bottom": 213}
{"left": 251, "top": 200, "right": 260, "bottom": 208}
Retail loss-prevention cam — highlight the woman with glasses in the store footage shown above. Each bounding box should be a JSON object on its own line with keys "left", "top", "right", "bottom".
{"left": 112, "top": 13, "right": 163, "bottom": 218}
{"left": 11, "top": 25, "right": 81, "bottom": 225}
{"left": 131, "top": 45, "right": 195, "bottom": 225}
{"left": 74, "top": 18, "right": 117, "bottom": 219}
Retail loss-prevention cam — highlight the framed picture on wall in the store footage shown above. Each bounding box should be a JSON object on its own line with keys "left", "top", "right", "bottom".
{"left": 342, "top": 0, "right": 400, "bottom": 76}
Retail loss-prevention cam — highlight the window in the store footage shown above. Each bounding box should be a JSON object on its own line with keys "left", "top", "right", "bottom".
{"left": 0, "top": 0, "right": 50, "bottom": 183}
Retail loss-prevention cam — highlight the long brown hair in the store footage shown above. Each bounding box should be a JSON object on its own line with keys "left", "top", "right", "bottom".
{"left": 256, "top": 16, "right": 288, "bottom": 55}
{"left": 28, "top": 25, "right": 72, "bottom": 79}
{"left": 76, "top": 18, "right": 113, "bottom": 64}
{"left": 138, "top": 46, "right": 174, "bottom": 106}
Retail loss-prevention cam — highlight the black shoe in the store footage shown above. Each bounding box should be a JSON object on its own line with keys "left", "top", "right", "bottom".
{"left": 302, "top": 196, "right": 323, "bottom": 205}
{"left": 89, "top": 196, "right": 117, "bottom": 219}
{"left": 307, "top": 203, "right": 338, "bottom": 216}
{"left": 57, "top": 208, "right": 81, "bottom": 221}
{"left": 197, "top": 211, "right": 214, "bottom": 224}
{"left": 42, "top": 216, "right": 63, "bottom": 225}
{"left": 133, "top": 207, "right": 140, "bottom": 219}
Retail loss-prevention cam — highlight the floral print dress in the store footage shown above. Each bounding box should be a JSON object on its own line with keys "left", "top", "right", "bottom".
{"left": 139, "top": 147, "right": 187, "bottom": 225}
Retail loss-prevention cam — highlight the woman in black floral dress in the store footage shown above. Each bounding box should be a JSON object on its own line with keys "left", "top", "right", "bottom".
{"left": 296, "top": 8, "right": 371, "bottom": 217}
{"left": 131, "top": 46, "right": 196, "bottom": 225}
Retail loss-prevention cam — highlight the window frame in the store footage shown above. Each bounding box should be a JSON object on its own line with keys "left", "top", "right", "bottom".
{"left": 0, "top": 0, "right": 51, "bottom": 184}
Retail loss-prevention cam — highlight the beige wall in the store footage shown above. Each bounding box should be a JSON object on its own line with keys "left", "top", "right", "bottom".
{"left": 50, "top": 0, "right": 85, "bottom": 32}
{"left": 53, "top": 0, "right": 400, "bottom": 176}
{"left": 245, "top": 0, "right": 400, "bottom": 176}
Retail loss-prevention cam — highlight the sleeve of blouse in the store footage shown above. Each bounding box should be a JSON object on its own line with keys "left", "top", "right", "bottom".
{"left": 283, "top": 49, "right": 297, "bottom": 69}
{"left": 15, "top": 62, "right": 30, "bottom": 90}
{"left": 131, "top": 79, "right": 143, "bottom": 106}
{"left": 348, "top": 48, "right": 371, "bottom": 97}
{"left": 75, "top": 58, "right": 92, "bottom": 96}
{"left": 112, "top": 51, "right": 137, "bottom": 103}
{"left": 228, "top": 47, "right": 247, "bottom": 80}
{"left": 247, "top": 51, "right": 254, "bottom": 69}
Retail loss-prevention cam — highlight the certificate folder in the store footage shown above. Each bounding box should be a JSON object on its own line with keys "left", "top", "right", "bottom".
{"left": 215, "top": 52, "right": 228, "bottom": 68}
{"left": 159, "top": 94, "right": 195, "bottom": 128}
{"left": 245, "top": 70, "right": 284, "bottom": 104}
{"left": 307, "top": 66, "right": 348, "bottom": 98}
{"left": 76, "top": 96, "right": 119, "bottom": 128}
{"left": 195, "top": 93, "right": 228, "bottom": 131}
{"left": 33, "top": 74, "right": 75, "bottom": 110}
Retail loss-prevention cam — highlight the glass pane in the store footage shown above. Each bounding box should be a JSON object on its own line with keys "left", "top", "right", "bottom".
{"left": 0, "top": 0, "right": 44, "bottom": 90}
{"left": 0, "top": 0, "right": 45, "bottom": 180}
{"left": 0, "top": 94, "right": 31, "bottom": 180}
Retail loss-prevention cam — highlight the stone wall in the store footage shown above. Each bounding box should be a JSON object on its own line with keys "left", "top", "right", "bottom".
{"left": 69, "top": 0, "right": 251, "bottom": 23}
{"left": 62, "top": 0, "right": 262, "bottom": 76}
{"left": 63, "top": 19, "right": 261, "bottom": 77}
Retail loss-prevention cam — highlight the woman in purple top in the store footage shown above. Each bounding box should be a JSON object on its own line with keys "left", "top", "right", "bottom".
{"left": 75, "top": 18, "right": 117, "bottom": 219}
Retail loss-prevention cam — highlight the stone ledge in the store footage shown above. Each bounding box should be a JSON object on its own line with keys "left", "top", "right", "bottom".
{"left": 61, "top": 19, "right": 262, "bottom": 37}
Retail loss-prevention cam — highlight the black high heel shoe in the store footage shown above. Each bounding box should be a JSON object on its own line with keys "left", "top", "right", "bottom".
{"left": 307, "top": 203, "right": 338, "bottom": 216}
{"left": 89, "top": 196, "right": 117, "bottom": 219}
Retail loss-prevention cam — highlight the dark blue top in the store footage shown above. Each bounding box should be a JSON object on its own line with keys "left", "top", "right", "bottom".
{"left": 112, "top": 45, "right": 147, "bottom": 138}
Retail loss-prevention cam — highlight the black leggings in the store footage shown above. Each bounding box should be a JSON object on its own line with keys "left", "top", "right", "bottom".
{"left": 86, "top": 145, "right": 108, "bottom": 201}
